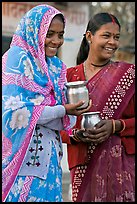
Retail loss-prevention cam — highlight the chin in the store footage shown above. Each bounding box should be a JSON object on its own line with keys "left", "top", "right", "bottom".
{"left": 104, "top": 54, "right": 112, "bottom": 59}
{"left": 46, "top": 53, "right": 57, "bottom": 58}
{"left": 47, "top": 55, "right": 55, "bottom": 58}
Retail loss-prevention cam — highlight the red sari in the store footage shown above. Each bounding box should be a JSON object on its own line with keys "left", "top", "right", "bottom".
{"left": 61, "top": 61, "right": 135, "bottom": 202}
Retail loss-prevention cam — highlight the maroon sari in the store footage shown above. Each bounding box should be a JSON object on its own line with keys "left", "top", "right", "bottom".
{"left": 70, "top": 62, "right": 135, "bottom": 202}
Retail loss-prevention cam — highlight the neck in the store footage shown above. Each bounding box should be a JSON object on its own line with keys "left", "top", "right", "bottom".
{"left": 90, "top": 60, "right": 110, "bottom": 67}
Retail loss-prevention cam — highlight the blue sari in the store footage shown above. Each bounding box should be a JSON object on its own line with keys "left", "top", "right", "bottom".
{"left": 6, "top": 144, "right": 63, "bottom": 202}
{"left": 2, "top": 4, "right": 71, "bottom": 202}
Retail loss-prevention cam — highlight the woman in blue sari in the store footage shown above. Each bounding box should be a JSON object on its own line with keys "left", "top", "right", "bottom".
{"left": 2, "top": 4, "right": 91, "bottom": 202}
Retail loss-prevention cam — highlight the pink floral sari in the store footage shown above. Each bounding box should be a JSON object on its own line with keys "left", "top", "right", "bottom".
{"left": 71, "top": 61, "right": 135, "bottom": 202}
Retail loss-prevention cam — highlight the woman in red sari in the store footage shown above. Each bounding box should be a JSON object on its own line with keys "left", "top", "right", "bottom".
{"left": 61, "top": 12, "right": 135, "bottom": 202}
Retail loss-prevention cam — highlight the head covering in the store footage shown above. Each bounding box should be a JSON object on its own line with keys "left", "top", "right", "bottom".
{"left": 2, "top": 4, "right": 71, "bottom": 201}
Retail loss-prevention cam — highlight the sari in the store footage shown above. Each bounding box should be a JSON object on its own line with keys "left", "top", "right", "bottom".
{"left": 66, "top": 62, "right": 135, "bottom": 202}
{"left": 2, "top": 4, "right": 71, "bottom": 202}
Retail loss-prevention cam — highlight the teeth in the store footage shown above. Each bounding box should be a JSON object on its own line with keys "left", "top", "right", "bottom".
{"left": 49, "top": 47, "right": 57, "bottom": 50}
{"left": 105, "top": 48, "right": 113, "bottom": 51}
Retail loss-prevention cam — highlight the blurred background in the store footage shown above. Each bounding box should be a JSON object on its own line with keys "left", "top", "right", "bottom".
{"left": 2, "top": 2, "right": 135, "bottom": 202}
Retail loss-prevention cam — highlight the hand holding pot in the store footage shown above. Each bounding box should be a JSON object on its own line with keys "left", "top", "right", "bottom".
{"left": 64, "top": 99, "right": 92, "bottom": 116}
{"left": 83, "top": 119, "right": 113, "bottom": 144}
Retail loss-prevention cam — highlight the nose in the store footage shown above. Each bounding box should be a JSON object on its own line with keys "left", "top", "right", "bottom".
{"left": 51, "top": 35, "right": 62, "bottom": 45}
{"left": 108, "top": 36, "right": 117, "bottom": 44}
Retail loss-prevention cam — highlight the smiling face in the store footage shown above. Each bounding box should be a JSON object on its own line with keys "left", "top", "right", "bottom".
{"left": 87, "top": 22, "right": 120, "bottom": 62}
{"left": 44, "top": 15, "right": 65, "bottom": 57}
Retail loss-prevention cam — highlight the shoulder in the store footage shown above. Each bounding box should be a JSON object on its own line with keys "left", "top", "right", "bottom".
{"left": 114, "top": 61, "right": 135, "bottom": 68}
{"left": 67, "top": 63, "right": 83, "bottom": 71}
{"left": 112, "top": 61, "right": 135, "bottom": 76}
{"left": 6, "top": 46, "right": 26, "bottom": 57}
{"left": 3, "top": 46, "right": 27, "bottom": 69}
{"left": 67, "top": 64, "right": 83, "bottom": 80}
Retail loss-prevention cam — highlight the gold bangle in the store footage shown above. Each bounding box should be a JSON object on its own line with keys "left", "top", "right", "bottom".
{"left": 118, "top": 119, "right": 126, "bottom": 133}
{"left": 74, "top": 133, "right": 81, "bottom": 141}
{"left": 111, "top": 119, "right": 115, "bottom": 134}
{"left": 72, "top": 135, "right": 81, "bottom": 142}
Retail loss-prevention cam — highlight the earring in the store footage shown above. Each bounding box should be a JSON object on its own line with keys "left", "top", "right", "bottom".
{"left": 88, "top": 40, "right": 91, "bottom": 44}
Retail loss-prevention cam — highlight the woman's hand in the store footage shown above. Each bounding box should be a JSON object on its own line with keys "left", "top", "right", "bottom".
{"left": 64, "top": 99, "right": 92, "bottom": 116}
{"left": 83, "top": 119, "right": 113, "bottom": 144}
{"left": 74, "top": 129, "right": 94, "bottom": 143}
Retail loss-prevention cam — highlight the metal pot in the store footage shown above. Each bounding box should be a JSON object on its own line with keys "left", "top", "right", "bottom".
{"left": 81, "top": 111, "right": 101, "bottom": 129}
{"left": 65, "top": 81, "right": 89, "bottom": 109}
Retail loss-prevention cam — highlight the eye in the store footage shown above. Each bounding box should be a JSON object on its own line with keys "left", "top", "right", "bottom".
{"left": 114, "top": 35, "right": 120, "bottom": 41}
{"left": 58, "top": 33, "right": 64, "bottom": 39}
{"left": 46, "top": 32, "right": 53, "bottom": 38}
{"left": 102, "top": 34, "right": 110, "bottom": 38}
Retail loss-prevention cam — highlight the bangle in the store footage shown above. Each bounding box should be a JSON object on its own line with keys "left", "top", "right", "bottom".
{"left": 71, "top": 134, "right": 81, "bottom": 142}
{"left": 111, "top": 119, "right": 115, "bottom": 134}
{"left": 118, "top": 119, "right": 126, "bottom": 133}
{"left": 71, "top": 129, "right": 81, "bottom": 142}
{"left": 72, "top": 129, "right": 78, "bottom": 135}
{"left": 72, "top": 135, "right": 81, "bottom": 142}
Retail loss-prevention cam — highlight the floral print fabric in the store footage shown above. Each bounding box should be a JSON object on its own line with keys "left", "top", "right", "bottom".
{"left": 6, "top": 144, "right": 63, "bottom": 202}
{"left": 2, "top": 4, "right": 70, "bottom": 202}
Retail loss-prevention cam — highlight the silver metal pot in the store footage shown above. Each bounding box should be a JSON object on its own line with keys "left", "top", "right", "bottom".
{"left": 81, "top": 111, "right": 101, "bottom": 129}
{"left": 65, "top": 81, "right": 89, "bottom": 109}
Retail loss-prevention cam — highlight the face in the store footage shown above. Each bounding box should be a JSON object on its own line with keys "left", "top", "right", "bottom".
{"left": 87, "top": 22, "right": 120, "bottom": 61}
{"left": 45, "top": 16, "right": 64, "bottom": 57}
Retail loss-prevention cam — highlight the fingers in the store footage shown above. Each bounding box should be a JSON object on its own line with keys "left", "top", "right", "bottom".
{"left": 74, "top": 99, "right": 92, "bottom": 110}
{"left": 82, "top": 99, "right": 92, "bottom": 112}
{"left": 76, "top": 99, "right": 92, "bottom": 115}
{"left": 64, "top": 99, "right": 92, "bottom": 116}
{"left": 81, "top": 137, "right": 93, "bottom": 143}
{"left": 83, "top": 132, "right": 89, "bottom": 137}
{"left": 75, "top": 100, "right": 85, "bottom": 108}
{"left": 88, "top": 99, "right": 92, "bottom": 108}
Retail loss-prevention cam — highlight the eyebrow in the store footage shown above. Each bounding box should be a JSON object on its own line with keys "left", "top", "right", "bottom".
{"left": 48, "top": 30, "right": 64, "bottom": 33}
{"left": 103, "top": 31, "right": 120, "bottom": 35}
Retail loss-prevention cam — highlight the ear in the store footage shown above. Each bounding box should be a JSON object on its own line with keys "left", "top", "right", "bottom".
{"left": 86, "top": 31, "right": 92, "bottom": 43}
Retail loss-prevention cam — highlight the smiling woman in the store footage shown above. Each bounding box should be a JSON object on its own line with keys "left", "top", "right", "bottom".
{"left": 2, "top": 4, "right": 92, "bottom": 202}
{"left": 61, "top": 12, "right": 135, "bottom": 202}
{"left": 45, "top": 14, "right": 65, "bottom": 57}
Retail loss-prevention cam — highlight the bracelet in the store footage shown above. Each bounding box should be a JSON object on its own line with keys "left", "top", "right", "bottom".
{"left": 111, "top": 119, "right": 115, "bottom": 134}
{"left": 118, "top": 119, "right": 126, "bottom": 133}
{"left": 72, "top": 135, "right": 81, "bottom": 142}
{"left": 72, "top": 129, "right": 78, "bottom": 135}
{"left": 71, "top": 129, "right": 81, "bottom": 142}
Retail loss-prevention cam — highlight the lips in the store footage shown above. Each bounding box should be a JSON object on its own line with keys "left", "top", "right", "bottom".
{"left": 48, "top": 47, "right": 57, "bottom": 52}
{"left": 105, "top": 47, "right": 115, "bottom": 51}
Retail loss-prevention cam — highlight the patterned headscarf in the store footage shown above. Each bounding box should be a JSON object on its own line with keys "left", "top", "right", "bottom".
{"left": 2, "top": 4, "right": 71, "bottom": 201}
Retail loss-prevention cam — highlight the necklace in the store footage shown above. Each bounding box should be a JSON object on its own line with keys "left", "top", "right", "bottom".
{"left": 91, "top": 60, "right": 110, "bottom": 67}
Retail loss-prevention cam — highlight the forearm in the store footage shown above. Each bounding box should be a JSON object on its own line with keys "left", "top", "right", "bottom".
{"left": 37, "top": 105, "right": 76, "bottom": 131}
{"left": 37, "top": 105, "right": 66, "bottom": 124}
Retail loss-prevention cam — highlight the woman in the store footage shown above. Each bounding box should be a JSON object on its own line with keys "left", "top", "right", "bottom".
{"left": 2, "top": 4, "right": 91, "bottom": 202}
{"left": 61, "top": 12, "right": 135, "bottom": 202}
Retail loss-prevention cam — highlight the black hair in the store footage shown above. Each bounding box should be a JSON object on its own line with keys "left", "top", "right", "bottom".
{"left": 76, "top": 12, "right": 121, "bottom": 65}
{"left": 53, "top": 14, "right": 65, "bottom": 28}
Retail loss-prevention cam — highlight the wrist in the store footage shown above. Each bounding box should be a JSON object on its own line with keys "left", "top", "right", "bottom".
{"left": 117, "top": 119, "right": 126, "bottom": 133}
{"left": 111, "top": 119, "right": 126, "bottom": 134}
{"left": 63, "top": 104, "right": 68, "bottom": 114}
{"left": 115, "top": 120, "right": 122, "bottom": 132}
{"left": 70, "top": 129, "right": 81, "bottom": 143}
